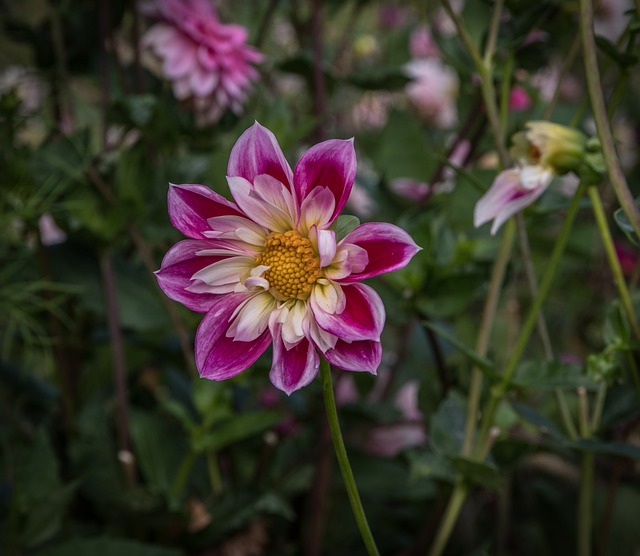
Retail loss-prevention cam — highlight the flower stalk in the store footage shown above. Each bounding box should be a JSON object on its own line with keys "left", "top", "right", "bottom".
{"left": 320, "top": 358, "right": 380, "bottom": 556}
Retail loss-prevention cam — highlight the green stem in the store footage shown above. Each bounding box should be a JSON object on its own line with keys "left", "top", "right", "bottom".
{"left": 463, "top": 219, "right": 516, "bottom": 456}
{"left": 590, "top": 383, "right": 607, "bottom": 433}
{"left": 427, "top": 481, "right": 468, "bottom": 556}
{"left": 588, "top": 186, "right": 640, "bottom": 339}
{"left": 207, "top": 451, "right": 223, "bottom": 497}
{"left": 579, "top": 0, "right": 640, "bottom": 239}
{"left": 475, "top": 182, "right": 588, "bottom": 455}
{"left": 320, "top": 358, "right": 379, "bottom": 556}
{"left": 171, "top": 450, "right": 195, "bottom": 504}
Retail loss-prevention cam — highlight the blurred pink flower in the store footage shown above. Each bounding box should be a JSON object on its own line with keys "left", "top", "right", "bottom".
{"left": 410, "top": 26, "right": 440, "bottom": 59}
{"left": 509, "top": 85, "right": 531, "bottom": 111}
{"left": 615, "top": 242, "right": 638, "bottom": 276}
{"left": 38, "top": 214, "right": 67, "bottom": 246}
{"left": 391, "top": 178, "right": 431, "bottom": 202}
{"left": 156, "top": 123, "right": 420, "bottom": 394}
{"left": 140, "top": 0, "right": 262, "bottom": 126}
{"left": 405, "top": 59, "right": 458, "bottom": 128}
{"left": 594, "top": 0, "right": 634, "bottom": 42}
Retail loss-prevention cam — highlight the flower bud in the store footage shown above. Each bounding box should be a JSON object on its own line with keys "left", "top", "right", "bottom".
{"left": 510, "top": 121, "right": 587, "bottom": 175}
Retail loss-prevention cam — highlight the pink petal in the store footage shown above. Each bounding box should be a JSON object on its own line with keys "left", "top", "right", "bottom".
{"left": 294, "top": 138, "right": 356, "bottom": 224}
{"left": 168, "top": 183, "right": 243, "bottom": 239}
{"left": 474, "top": 168, "right": 549, "bottom": 234}
{"left": 155, "top": 239, "right": 227, "bottom": 312}
{"left": 323, "top": 338, "right": 381, "bottom": 373}
{"left": 311, "top": 283, "right": 385, "bottom": 342}
{"left": 338, "top": 223, "right": 421, "bottom": 282}
{"left": 269, "top": 329, "right": 319, "bottom": 394}
{"left": 196, "top": 293, "right": 272, "bottom": 380}
{"left": 227, "top": 122, "right": 294, "bottom": 191}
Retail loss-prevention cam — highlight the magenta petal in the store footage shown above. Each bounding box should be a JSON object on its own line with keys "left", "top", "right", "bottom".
{"left": 294, "top": 138, "right": 356, "bottom": 223}
{"left": 269, "top": 330, "right": 319, "bottom": 394}
{"left": 311, "top": 283, "right": 384, "bottom": 342}
{"left": 323, "top": 339, "right": 381, "bottom": 373}
{"left": 196, "top": 293, "right": 272, "bottom": 380}
{"left": 155, "top": 239, "right": 226, "bottom": 312}
{"left": 227, "top": 122, "right": 294, "bottom": 190}
{"left": 169, "top": 183, "right": 243, "bottom": 239}
{"left": 339, "top": 223, "right": 421, "bottom": 282}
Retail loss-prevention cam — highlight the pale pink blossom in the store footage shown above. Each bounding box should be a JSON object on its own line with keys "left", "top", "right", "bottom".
{"left": 156, "top": 123, "right": 420, "bottom": 394}
{"left": 594, "top": 0, "right": 634, "bottom": 42}
{"left": 140, "top": 0, "right": 262, "bottom": 126}
{"left": 38, "top": 214, "right": 67, "bottom": 246}
{"left": 474, "top": 168, "right": 551, "bottom": 235}
{"left": 405, "top": 59, "right": 458, "bottom": 129}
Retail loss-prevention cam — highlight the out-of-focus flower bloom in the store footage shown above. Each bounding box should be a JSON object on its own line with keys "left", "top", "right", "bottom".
{"left": 433, "top": 0, "right": 464, "bottom": 37}
{"left": 615, "top": 241, "right": 638, "bottom": 277}
{"left": 346, "top": 182, "right": 377, "bottom": 219}
{"left": 0, "top": 66, "right": 47, "bottom": 115}
{"left": 378, "top": 4, "right": 410, "bottom": 29}
{"left": 349, "top": 91, "right": 393, "bottom": 133}
{"left": 530, "top": 62, "right": 582, "bottom": 103}
{"left": 139, "top": 0, "right": 263, "bottom": 126}
{"left": 156, "top": 123, "right": 420, "bottom": 394}
{"left": 475, "top": 121, "right": 588, "bottom": 234}
{"left": 391, "top": 178, "right": 432, "bottom": 202}
{"left": 594, "top": 0, "right": 634, "bottom": 42}
{"left": 410, "top": 26, "right": 440, "bottom": 59}
{"left": 404, "top": 58, "right": 458, "bottom": 128}
{"left": 39, "top": 214, "right": 67, "bottom": 246}
{"left": 509, "top": 85, "right": 531, "bottom": 111}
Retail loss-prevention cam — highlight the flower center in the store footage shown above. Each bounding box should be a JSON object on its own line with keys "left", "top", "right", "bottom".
{"left": 255, "top": 230, "right": 321, "bottom": 300}
{"left": 528, "top": 144, "right": 542, "bottom": 163}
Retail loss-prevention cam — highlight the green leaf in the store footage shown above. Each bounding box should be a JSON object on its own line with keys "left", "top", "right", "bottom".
{"left": 511, "top": 402, "right": 566, "bottom": 439}
{"left": 614, "top": 204, "right": 640, "bottom": 246}
{"left": 570, "top": 438, "right": 640, "bottom": 460}
{"left": 129, "top": 410, "right": 187, "bottom": 498}
{"left": 421, "top": 321, "right": 499, "bottom": 381}
{"left": 430, "top": 391, "right": 467, "bottom": 455}
{"left": 407, "top": 450, "right": 456, "bottom": 483}
{"left": 595, "top": 36, "right": 638, "bottom": 68}
{"left": 449, "top": 456, "right": 500, "bottom": 489}
{"left": 194, "top": 410, "right": 283, "bottom": 453}
{"left": 604, "top": 300, "right": 631, "bottom": 346}
{"left": 512, "top": 360, "right": 597, "bottom": 390}
{"left": 192, "top": 379, "right": 233, "bottom": 427}
{"left": 35, "top": 538, "right": 183, "bottom": 556}
{"left": 346, "top": 67, "right": 411, "bottom": 91}
{"left": 334, "top": 214, "right": 360, "bottom": 241}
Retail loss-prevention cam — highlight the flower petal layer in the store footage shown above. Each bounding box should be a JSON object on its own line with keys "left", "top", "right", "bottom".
{"left": 155, "top": 239, "right": 226, "bottom": 312}
{"left": 339, "top": 223, "right": 421, "bottom": 282}
{"left": 168, "top": 183, "right": 243, "bottom": 239}
{"left": 323, "top": 338, "right": 381, "bottom": 373}
{"left": 311, "top": 283, "right": 384, "bottom": 342}
{"left": 227, "top": 122, "right": 294, "bottom": 190}
{"left": 195, "top": 293, "right": 272, "bottom": 380}
{"left": 270, "top": 328, "right": 319, "bottom": 395}
{"left": 294, "top": 138, "right": 356, "bottom": 224}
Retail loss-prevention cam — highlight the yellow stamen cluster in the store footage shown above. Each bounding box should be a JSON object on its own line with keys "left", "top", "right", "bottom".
{"left": 256, "top": 230, "right": 321, "bottom": 300}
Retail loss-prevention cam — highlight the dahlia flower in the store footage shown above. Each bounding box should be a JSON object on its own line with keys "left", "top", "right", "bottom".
{"left": 156, "top": 123, "right": 420, "bottom": 394}
{"left": 140, "top": 0, "right": 262, "bottom": 126}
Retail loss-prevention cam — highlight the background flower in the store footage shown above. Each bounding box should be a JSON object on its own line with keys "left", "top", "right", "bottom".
{"left": 140, "top": 0, "right": 263, "bottom": 125}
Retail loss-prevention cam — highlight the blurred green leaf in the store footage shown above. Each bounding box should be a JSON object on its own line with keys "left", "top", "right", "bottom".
{"left": 511, "top": 402, "right": 566, "bottom": 439}
{"left": 195, "top": 410, "right": 283, "bottom": 453}
{"left": 614, "top": 203, "right": 640, "bottom": 246}
{"left": 570, "top": 438, "right": 640, "bottom": 460}
{"left": 512, "top": 360, "right": 597, "bottom": 390}
{"left": 35, "top": 538, "right": 183, "bottom": 556}
{"left": 449, "top": 456, "right": 500, "bottom": 489}
{"left": 421, "top": 321, "right": 499, "bottom": 381}
{"left": 595, "top": 36, "right": 638, "bottom": 68}
{"left": 346, "top": 67, "right": 411, "bottom": 91}
{"left": 430, "top": 391, "right": 467, "bottom": 455}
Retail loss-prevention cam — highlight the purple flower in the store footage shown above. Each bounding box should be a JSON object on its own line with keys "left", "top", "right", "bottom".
{"left": 140, "top": 0, "right": 263, "bottom": 126}
{"left": 156, "top": 123, "right": 420, "bottom": 394}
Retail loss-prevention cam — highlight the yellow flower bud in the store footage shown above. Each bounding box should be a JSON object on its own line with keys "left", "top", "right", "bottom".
{"left": 510, "top": 121, "right": 587, "bottom": 175}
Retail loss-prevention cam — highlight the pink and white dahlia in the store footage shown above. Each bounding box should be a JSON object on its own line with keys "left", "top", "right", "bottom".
{"left": 140, "top": 0, "right": 263, "bottom": 126}
{"left": 156, "top": 123, "right": 420, "bottom": 394}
